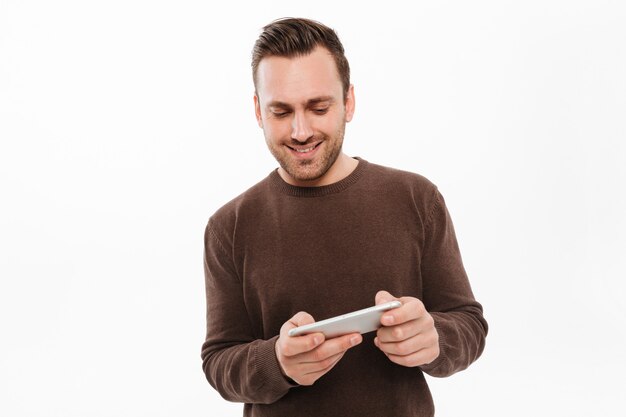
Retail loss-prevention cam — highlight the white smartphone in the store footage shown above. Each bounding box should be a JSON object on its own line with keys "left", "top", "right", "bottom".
{"left": 288, "top": 301, "right": 402, "bottom": 338}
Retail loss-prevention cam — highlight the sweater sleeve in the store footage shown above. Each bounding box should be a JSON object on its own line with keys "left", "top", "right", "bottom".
{"left": 418, "top": 188, "right": 488, "bottom": 378}
{"left": 200, "top": 221, "right": 296, "bottom": 404}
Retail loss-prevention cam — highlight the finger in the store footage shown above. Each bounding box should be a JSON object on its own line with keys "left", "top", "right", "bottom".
{"left": 380, "top": 298, "right": 425, "bottom": 327}
{"left": 376, "top": 317, "right": 422, "bottom": 343}
{"left": 292, "top": 352, "right": 346, "bottom": 386}
{"left": 376, "top": 334, "right": 418, "bottom": 357}
{"left": 278, "top": 332, "right": 325, "bottom": 357}
{"left": 280, "top": 311, "right": 315, "bottom": 340}
{"left": 376, "top": 332, "right": 436, "bottom": 357}
{"left": 298, "top": 333, "right": 362, "bottom": 364}
{"left": 289, "top": 311, "right": 316, "bottom": 328}
{"left": 282, "top": 334, "right": 361, "bottom": 386}
{"left": 289, "top": 351, "right": 346, "bottom": 376}
{"left": 305, "top": 351, "right": 344, "bottom": 375}
{"left": 385, "top": 346, "right": 439, "bottom": 368}
{"left": 279, "top": 312, "right": 325, "bottom": 357}
{"left": 375, "top": 290, "right": 398, "bottom": 305}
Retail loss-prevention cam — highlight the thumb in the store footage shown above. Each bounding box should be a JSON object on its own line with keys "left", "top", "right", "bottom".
{"left": 280, "top": 311, "right": 317, "bottom": 338}
{"left": 290, "top": 311, "right": 316, "bottom": 328}
{"left": 375, "top": 290, "right": 398, "bottom": 305}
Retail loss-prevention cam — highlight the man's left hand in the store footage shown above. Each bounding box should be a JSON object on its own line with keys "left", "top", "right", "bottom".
{"left": 374, "top": 290, "right": 440, "bottom": 367}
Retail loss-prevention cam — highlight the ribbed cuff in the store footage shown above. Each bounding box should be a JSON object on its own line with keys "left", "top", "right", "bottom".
{"left": 254, "top": 336, "right": 299, "bottom": 401}
{"left": 418, "top": 316, "right": 448, "bottom": 376}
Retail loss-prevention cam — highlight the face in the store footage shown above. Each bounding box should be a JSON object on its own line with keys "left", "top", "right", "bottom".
{"left": 254, "top": 46, "right": 355, "bottom": 186}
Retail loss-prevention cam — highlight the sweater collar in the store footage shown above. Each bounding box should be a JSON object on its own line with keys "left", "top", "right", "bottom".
{"left": 269, "top": 157, "right": 367, "bottom": 197}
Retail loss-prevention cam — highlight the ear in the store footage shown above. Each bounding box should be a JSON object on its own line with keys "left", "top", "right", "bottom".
{"left": 254, "top": 94, "right": 263, "bottom": 128}
{"left": 344, "top": 84, "right": 355, "bottom": 123}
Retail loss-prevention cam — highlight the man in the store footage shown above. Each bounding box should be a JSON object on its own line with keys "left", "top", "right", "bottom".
{"left": 201, "top": 17, "right": 487, "bottom": 417}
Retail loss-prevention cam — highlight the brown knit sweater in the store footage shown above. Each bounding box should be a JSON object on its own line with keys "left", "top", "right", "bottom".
{"left": 201, "top": 158, "right": 487, "bottom": 417}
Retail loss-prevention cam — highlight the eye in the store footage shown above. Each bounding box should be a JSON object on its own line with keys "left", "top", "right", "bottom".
{"left": 271, "top": 111, "right": 289, "bottom": 118}
{"left": 312, "top": 108, "right": 329, "bottom": 115}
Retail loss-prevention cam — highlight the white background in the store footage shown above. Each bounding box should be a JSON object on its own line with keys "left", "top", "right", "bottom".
{"left": 1, "top": 1, "right": 625, "bottom": 416}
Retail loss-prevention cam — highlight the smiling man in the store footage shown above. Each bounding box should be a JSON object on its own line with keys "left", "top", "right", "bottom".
{"left": 201, "top": 18, "right": 488, "bottom": 417}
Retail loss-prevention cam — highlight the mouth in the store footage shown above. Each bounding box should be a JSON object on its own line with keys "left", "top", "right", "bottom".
{"left": 286, "top": 142, "right": 322, "bottom": 157}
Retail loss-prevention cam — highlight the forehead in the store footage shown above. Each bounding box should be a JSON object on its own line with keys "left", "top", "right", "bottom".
{"left": 256, "top": 46, "right": 343, "bottom": 105}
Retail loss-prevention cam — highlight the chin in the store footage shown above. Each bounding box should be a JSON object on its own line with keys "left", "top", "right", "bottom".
{"left": 284, "top": 164, "right": 327, "bottom": 183}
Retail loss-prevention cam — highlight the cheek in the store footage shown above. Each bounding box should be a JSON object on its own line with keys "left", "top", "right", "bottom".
{"left": 262, "top": 122, "right": 285, "bottom": 145}
{"left": 318, "top": 115, "right": 343, "bottom": 135}
{"left": 264, "top": 119, "right": 292, "bottom": 140}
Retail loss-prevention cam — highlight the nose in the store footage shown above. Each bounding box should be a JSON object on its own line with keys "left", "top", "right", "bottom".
{"left": 291, "top": 111, "right": 314, "bottom": 143}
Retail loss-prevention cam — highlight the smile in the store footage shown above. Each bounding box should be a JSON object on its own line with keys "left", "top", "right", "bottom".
{"left": 295, "top": 145, "right": 316, "bottom": 153}
{"left": 287, "top": 142, "right": 321, "bottom": 154}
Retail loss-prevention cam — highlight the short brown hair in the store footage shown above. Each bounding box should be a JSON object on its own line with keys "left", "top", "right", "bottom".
{"left": 251, "top": 18, "right": 350, "bottom": 99}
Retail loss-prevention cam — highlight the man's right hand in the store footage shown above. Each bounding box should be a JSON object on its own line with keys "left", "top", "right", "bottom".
{"left": 275, "top": 311, "right": 362, "bottom": 386}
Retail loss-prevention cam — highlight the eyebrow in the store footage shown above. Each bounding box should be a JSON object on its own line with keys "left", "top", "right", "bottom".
{"left": 307, "top": 96, "right": 335, "bottom": 106}
{"left": 267, "top": 96, "right": 335, "bottom": 110}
